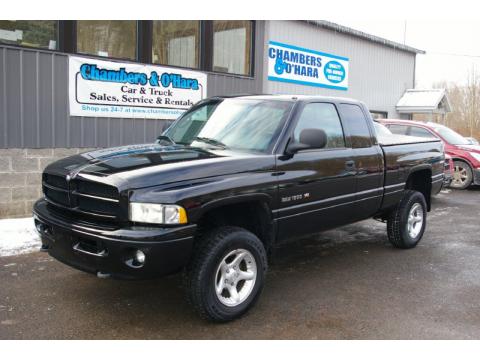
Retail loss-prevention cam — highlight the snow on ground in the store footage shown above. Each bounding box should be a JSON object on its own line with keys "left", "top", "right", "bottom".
{"left": 0, "top": 217, "right": 40, "bottom": 257}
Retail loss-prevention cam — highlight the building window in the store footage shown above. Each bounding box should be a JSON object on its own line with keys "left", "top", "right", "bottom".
{"left": 77, "top": 20, "right": 137, "bottom": 60}
{"left": 370, "top": 111, "right": 388, "bottom": 120}
{"left": 0, "top": 21, "right": 58, "bottom": 49}
{"left": 213, "top": 20, "right": 252, "bottom": 75}
{"left": 152, "top": 21, "right": 200, "bottom": 68}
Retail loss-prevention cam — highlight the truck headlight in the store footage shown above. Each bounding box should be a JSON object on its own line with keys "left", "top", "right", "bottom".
{"left": 129, "top": 203, "right": 188, "bottom": 224}
{"left": 469, "top": 152, "right": 480, "bottom": 163}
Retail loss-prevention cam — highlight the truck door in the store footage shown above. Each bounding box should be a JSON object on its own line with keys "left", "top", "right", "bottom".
{"left": 275, "top": 102, "right": 356, "bottom": 241}
{"left": 337, "top": 103, "right": 384, "bottom": 221}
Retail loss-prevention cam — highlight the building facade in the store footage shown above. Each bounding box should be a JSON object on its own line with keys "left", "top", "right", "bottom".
{"left": 0, "top": 20, "right": 423, "bottom": 217}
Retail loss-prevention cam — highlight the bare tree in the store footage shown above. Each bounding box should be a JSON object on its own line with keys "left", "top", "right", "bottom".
{"left": 429, "top": 68, "right": 480, "bottom": 139}
{"left": 463, "top": 66, "right": 480, "bottom": 137}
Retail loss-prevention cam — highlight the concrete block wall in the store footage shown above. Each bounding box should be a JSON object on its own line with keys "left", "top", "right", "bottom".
{"left": 0, "top": 148, "right": 95, "bottom": 218}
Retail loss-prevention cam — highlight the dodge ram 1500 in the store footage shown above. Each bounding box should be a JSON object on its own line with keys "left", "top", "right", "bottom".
{"left": 34, "top": 95, "right": 444, "bottom": 321}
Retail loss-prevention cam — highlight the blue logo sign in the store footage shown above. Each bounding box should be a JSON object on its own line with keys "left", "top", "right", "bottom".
{"left": 267, "top": 41, "right": 349, "bottom": 91}
{"left": 274, "top": 57, "right": 287, "bottom": 75}
{"left": 324, "top": 61, "right": 346, "bottom": 84}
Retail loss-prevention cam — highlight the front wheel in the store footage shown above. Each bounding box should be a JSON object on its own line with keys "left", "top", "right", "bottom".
{"left": 387, "top": 190, "right": 427, "bottom": 249}
{"left": 450, "top": 160, "right": 472, "bottom": 189}
{"left": 185, "top": 226, "right": 267, "bottom": 322}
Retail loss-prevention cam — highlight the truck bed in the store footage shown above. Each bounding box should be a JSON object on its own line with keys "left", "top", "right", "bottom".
{"left": 378, "top": 133, "right": 441, "bottom": 147}
{"left": 379, "top": 135, "right": 444, "bottom": 210}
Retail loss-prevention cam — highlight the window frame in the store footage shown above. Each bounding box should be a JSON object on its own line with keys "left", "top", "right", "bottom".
{"left": 75, "top": 20, "right": 139, "bottom": 62}
{"left": 150, "top": 20, "right": 202, "bottom": 70}
{"left": 0, "top": 20, "right": 61, "bottom": 51}
{"left": 75, "top": 20, "right": 255, "bottom": 77}
{"left": 209, "top": 20, "right": 255, "bottom": 77}
{"left": 288, "top": 101, "right": 348, "bottom": 152}
{"left": 0, "top": 20, "right": 256, "bottom": 78}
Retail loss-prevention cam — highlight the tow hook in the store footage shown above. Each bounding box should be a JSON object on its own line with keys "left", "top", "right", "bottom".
{"left": 96, "top": 271, "right": 111, "bottom": 279}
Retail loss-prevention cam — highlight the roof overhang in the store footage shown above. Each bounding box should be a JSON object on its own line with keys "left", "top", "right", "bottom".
{"left": 305, "top": 20, "right": 425, "bottom": 55}
{"left": 396, "top": 89, "right": 452, "bottom": 114}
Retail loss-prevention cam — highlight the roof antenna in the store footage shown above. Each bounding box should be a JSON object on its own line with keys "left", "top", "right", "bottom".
{"left": 403, "top": 20, "right": 407, "bottom": 45}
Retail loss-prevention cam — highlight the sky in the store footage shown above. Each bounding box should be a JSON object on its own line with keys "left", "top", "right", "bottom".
{"left": 327, "top": 19, "right": 480, "bottom": 88}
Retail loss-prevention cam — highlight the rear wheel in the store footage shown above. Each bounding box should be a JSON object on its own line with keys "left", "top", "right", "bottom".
{"left": 450, "top": 160, "right": 472, "bottom": 189}
{"left": 387, "top": 190, "right": 427, "bottom": 249}
{"left": 185, "top": 226, "right": 267, "bottom": 322}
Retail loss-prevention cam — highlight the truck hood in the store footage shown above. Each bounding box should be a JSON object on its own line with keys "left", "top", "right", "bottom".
{"left": 44, "top": 143, "right": 275, "bottom": 190}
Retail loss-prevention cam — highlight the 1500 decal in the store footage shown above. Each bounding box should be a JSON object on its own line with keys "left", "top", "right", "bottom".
{"left": 281, "top": 193, "right": 310, "bottom": 203}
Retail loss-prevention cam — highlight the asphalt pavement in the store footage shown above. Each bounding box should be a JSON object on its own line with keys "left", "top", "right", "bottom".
{"left": 1, "top": 187, "right": 479, "bottom": 339}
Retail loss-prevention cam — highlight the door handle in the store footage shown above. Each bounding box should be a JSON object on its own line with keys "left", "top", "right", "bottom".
{"left": 345, "top": 160, "right": 355, "bottom": 170}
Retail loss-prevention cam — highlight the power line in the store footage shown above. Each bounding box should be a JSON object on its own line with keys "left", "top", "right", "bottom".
{"left": 426, "top": 51, "right": 480, "bottom": 58}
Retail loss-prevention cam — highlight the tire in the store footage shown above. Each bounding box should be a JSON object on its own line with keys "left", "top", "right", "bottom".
{"left": 387, "top": 190, "right": 427, "bottom": 249}
{"left": 185, "top": 226, "right": 267, "bottom": 322}
{"left": 450, "top": 160, "right": 473, "bottom": 189}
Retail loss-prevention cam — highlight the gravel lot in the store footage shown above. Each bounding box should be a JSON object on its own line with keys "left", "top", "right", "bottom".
{"left": 1, "top": 187, "right": 479, "bottom": 339}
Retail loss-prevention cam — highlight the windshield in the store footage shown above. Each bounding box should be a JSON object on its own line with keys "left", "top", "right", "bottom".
{"left": 432, "top": 125, "right": 470, "bottom": 145}
{"left": 164, "top": 99, "right": 293, "bottom": 153}
{"left": 373, "top": 122, "right": 392, "bottom": 137}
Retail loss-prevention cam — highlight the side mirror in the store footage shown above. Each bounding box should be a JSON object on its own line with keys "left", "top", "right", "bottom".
{"left": 286, "top": 128, "right": 327, "bottom": 154}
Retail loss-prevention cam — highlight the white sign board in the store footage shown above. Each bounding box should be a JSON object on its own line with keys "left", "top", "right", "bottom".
{"left": 267, "top": 41, "right": 349, "bottom": 91}
{"left": 68, "top": 56, "right": 207, "bottom": 119}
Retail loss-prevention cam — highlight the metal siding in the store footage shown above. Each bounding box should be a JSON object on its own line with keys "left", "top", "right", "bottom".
{"left": 82, "top": 117, "right": 96, "bottom": 147}
{"left": 0, "top": 21, "right": 265, "bottom": 149}
{"left": 264, "top": 21, "right": 416, "bottom": 118}
{"left": 5, "top": 48, "right": 21, "bottom": 148}
{"left": 38, "top": 52, "right": 54, "bottom": 148}
{"left": 0, "top": 48, "right": 5, "bottom": 148}
{"left": 0, "top": 49, "right": 4, "bottom": 148}
{"left": 54, "top": 54, "right": 69, "bottom": 147}
{"left": 23, "top": 51, "right": 38, "bottom": 147}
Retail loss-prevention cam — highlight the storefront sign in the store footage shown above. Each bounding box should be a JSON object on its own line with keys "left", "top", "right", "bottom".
{"left": 267, "top": 41, "right": 349, "bottom": 90}
{"left": 68, "top": 56, "right": 207, "bottom": 119}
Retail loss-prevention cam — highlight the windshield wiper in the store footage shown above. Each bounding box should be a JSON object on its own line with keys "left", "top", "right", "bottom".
{"left": 193, "top": 136, "right": 228, "bottom": 149}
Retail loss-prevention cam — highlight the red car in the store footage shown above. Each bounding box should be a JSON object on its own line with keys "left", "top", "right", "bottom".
{"left": 380, "top": 119, "right": 480, "bottom": 189}
{"left": 443, "top": 154, "right": 454, "bottom": 188}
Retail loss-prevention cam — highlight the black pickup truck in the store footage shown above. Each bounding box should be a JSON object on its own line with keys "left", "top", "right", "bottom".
{"left": 34, "top": 95, "right": 444, "bottom": 321}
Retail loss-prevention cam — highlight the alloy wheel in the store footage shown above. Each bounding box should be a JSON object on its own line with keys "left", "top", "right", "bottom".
{"left": 452, "top": 165, "right": 469, "bottom": 188}
{"left": 214, "top": 249, "right": 257, "bottom": 307}
{"left": 407, "top": 202, "right": 423, "bottom": 238}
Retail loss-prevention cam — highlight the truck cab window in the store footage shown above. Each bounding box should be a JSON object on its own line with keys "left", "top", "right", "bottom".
{"left": 338, "top": 104, "right": 373, "bottom": 148}
{"left": 293, "top": 103, "right": 345, "bottom": 149}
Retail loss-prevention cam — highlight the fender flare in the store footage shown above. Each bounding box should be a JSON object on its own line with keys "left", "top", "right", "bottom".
{"left": 190, "top": 193, "right": 273, "bottom": 222}
{"left": 404, "top": 164, "right": 433, "bottom": 182}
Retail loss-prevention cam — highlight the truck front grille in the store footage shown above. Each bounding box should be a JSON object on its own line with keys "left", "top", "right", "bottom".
{"left": 42, "top": 173, "right": 120, "bottom": 221}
